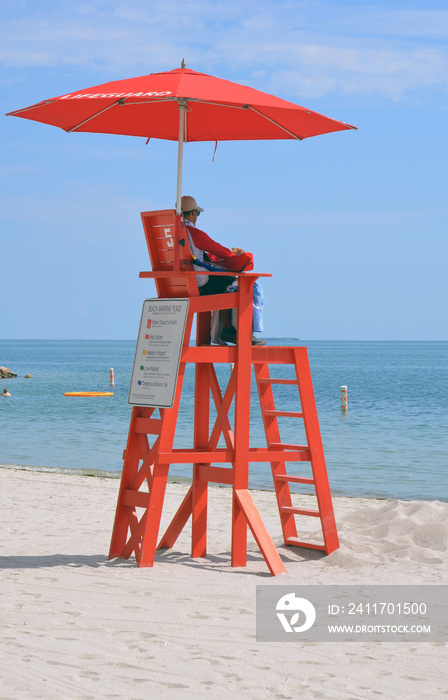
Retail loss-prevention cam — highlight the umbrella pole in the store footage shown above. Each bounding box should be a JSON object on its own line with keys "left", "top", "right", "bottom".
{"left": 175, "top": 100, "right": 187, "bottom": 215}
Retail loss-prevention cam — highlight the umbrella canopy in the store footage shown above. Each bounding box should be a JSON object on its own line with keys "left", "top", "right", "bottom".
{"left": 7, "top": 65, "right": 356, "bottom": 210}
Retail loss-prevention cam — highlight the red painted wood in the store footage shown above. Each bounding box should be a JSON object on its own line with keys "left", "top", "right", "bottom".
{"left": 108, "top": 209, "right": 339, "bottom": 575}
{"left": 235, "top": 489, "right": 286, "bottom": 575}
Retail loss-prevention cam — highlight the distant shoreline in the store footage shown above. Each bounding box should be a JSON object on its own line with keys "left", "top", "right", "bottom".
{"left": 1, "top": 338, "right": 448, "bottom": 343}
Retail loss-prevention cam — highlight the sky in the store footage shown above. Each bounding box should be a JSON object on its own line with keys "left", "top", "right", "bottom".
{"left": 1, "top": 0, "right": 447, "bottom": 341}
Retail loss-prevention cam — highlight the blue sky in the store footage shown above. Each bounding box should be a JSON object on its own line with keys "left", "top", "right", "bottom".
{"left": 1, "top": 0, "right": 447, "bottom": 340}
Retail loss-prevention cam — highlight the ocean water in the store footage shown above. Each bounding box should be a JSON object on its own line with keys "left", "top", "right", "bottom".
{"left": 1, "top": 339, "right": 447, "bottom": 502}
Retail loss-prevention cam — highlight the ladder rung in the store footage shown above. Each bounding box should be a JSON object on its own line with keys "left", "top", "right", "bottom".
{"left": 280, "top": 506, "right": 320, "bottom": 517}
{"left": 275, "top": 475, "right": 315, "bottom": 485}
{"left": 263, "top": 410, "right": 303, "bottom": 418}
{"left": 285, "top": 538, "right": 326, "bottom": 551}
{"left": 257, "top": 378, "right": 298, "bottom": 385}
{"left": 123, "top": 489, "right": 150, "bottom": 508}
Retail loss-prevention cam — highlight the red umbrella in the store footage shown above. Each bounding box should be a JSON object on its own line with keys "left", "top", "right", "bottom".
{"left": 7, "top": 64, "right": 356, "bottom": 211}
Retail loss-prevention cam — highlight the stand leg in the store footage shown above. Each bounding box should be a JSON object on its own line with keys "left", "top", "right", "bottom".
{"left": 139, "top": 465, "right": 170, "bottom": 567}
{"left": 192, "top": 323, "right": 210, "bottom": 558}
{"left": 231, "top": 276, "right": 254, "bottom": 567}
{"left": 157, "top": 486, "right": 193, "bottom": 549}
{"left": 235, "top": 490, "right": 286, "bottom": 575}
{"left": 109, "top": 407, "right": 150, "bottom": 560}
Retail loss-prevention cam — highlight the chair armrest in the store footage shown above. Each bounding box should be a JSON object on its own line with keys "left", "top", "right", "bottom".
{"left": 139, "top": 271, "right": 272, "bottom": 279}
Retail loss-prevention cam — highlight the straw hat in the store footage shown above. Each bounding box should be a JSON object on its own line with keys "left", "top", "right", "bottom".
{"left": 181, "top": 196, "right": 204, "bottom": 213}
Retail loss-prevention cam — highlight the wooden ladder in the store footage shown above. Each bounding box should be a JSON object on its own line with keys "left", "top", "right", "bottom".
{"left": 254, "top": 346, "right": 339, "bottom": 554}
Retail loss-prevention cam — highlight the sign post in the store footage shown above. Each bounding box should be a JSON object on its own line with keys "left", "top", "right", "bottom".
{"left": 128, "top": 298, "right": 189, "bottom": 408}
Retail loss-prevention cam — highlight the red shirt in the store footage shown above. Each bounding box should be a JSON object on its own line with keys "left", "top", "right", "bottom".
{"left": 187, "top": 224, "right": 254, "bottom": 272}
{"left": 187, "top": 225, "right": 233, "bottom": 259}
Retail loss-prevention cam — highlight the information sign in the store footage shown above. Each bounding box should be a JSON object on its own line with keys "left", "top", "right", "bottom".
{"left": 129, "top": 298, "right": 189, "bottom": 408}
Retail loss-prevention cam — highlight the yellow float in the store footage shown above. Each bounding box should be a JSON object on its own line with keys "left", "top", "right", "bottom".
{"left": 64, "top": 391, "right": 114, "bottom": 397}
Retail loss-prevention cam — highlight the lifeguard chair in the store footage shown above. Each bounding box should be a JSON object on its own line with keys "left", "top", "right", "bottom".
{"left": 109, "top": 209, "right": 339, "bottom": 575}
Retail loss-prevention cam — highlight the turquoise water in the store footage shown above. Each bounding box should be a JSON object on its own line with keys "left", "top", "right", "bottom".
{"left": 1, "top": 339, "right": 447, "bottom": 502}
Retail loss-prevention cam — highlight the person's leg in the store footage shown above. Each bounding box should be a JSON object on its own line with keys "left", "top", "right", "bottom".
{"left": 199, "top": 276, "right": 236, "bottom": 332}
{"left": 199, "top": 276, "right": 266, "bottom": 345}
{"left": 221, "top": 309, "right": 233, "bottom": 329}
{"left": 198, "top": 275, "right": 236, "bottom": 296}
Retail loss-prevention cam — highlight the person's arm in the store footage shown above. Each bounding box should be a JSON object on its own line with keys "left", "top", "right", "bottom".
{"left": 188, "top": 224, "right": 254, "bottom": 271}
{"left": 189, "top": 226, "right": 234, "bottom": 259}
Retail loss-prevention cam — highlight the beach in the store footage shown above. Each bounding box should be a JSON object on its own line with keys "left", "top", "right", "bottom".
{"left": 1, "top": 466, "right": 446, "bottom": 699}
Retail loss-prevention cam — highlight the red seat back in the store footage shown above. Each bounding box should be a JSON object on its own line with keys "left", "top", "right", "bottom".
{"left": 141, "top": 209, "right": 198, "bottom": 298}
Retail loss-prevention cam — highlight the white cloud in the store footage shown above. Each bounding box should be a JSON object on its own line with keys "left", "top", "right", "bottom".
{"left": 267, "top": 43, "right": 448, "bottom": 99}
{"left": 319, "top": 7, "right": 448, "bottom": 41}
{"left": 1, "top": 1, "right": 447, "bottom": 100}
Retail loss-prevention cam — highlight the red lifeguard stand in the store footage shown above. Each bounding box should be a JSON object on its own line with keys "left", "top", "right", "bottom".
{"left": 109, "top": 209, "right": 339, "bottom": 575}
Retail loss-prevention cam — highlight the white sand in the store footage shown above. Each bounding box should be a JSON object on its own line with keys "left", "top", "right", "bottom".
{"left": 1, "top": 466, "right": 447, "bottom": 699}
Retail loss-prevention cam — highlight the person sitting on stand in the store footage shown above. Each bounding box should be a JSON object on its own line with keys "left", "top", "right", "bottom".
{"left": 181, "top": 195, "right": 266, "bottom": 346}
